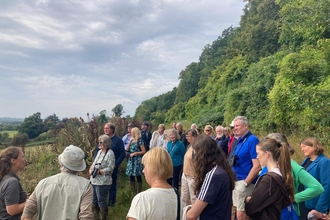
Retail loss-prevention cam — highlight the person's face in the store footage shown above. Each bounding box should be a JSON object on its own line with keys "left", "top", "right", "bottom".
{"left": 216, "top": 128, "right": 222, "bottom": 136}
{"left": 127, "top": 126, "right": 132, "bottom": 133}
{"left": 172, "top": 123, "right": 177, "bottom": 129}
{"left": 158, "top": 127, "right": 164, "bottom": 134}
{"left": 186, "top": 132, "right": 195, "bottom": 144}
{"left": 191, "top": 124, "right": 197, "bottom": 130}
{"left": 256, "top": 145, "right": 268, "bottom": 167}
{"left": 233, "top": 120, "right": 248, "bottom": 138}
{"left": 300, "top": 143, "right": 315, "bottom": 158}
{"left": 142, "top": 164, "right": 150, "bottom": 186}
{"left": 98, "top": 140, "right": 105, "bottom": 151}
{"left": 204, "top": 127, "right": 212, "bottom": 136}
{"left": 11, "top": 150, "right": 26, "bottom": 172}
{"left": 176, "top": 125, "right": 182, "bottom": 132}
{"left": 141, "top": 125, "right": 147, "bottom": 131}
{"left": 169, "top": 132, "right": 176, "bottom": 141}
{"left": 104, "top": 125, "right": 112, "bottom": 136}
{"left": 223, "top": 129, "right": 229, "bottom": 136}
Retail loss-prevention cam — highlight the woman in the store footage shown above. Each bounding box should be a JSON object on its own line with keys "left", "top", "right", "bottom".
{"left": 150, "top": 124, "right": 166, "bottom": 149}
{"left": 185, "top": 135, "right": 236, "bottom": 220}
{"left": 259, "top": 133, "right": 324, "bottom": 219}
{"left": 245, "top": 138, "right": 294, "bottom": 220}
{"left": 0, "top": 147, "right": 27, "bottom": 220}
{"left": 204, "top": 125, "right": 215, "bottom": 139}
{"left": 166, "top": 128, "right": 186, "bottom": 190}
{"left": 181, "top": 129, "right": 198, "bottom": 207}
{"left": 299, "top": 137, "right": 330, "bottom": 220}
{"left": 89, "top": 134, "right": 115, "bottom": 220}
{"left": 126, "top": 127, "right": 146, "bottom": 193}
{"left": 127, "top": 147, "right": 182, "bottom": 219}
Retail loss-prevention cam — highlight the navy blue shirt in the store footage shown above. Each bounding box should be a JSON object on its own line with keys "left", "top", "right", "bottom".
{"left": 198, "top": 165, "right": 232, "bottom": 220}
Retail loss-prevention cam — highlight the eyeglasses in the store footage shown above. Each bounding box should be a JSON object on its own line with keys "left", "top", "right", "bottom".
{"left": 205, "top": 130, "right": 210, "bottom": 132}
{"left": 98, "top": 142, "right": 103, "bottom": 145}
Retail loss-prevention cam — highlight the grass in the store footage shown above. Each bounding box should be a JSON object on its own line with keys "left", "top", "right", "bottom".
{"left": 0, "top": 130, "right": 17, "bottom": 138}
{"left": 17, "top": 145, "right": 148, "bottom": 219}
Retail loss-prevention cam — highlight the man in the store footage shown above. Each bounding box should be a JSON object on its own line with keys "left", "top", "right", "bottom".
{"left": 94, "top": 123, "right": 125, "bottom": 207}
{"left": 141, "top": 122, "right": 152, "bottom": 151}
{"left": 230, "top": 116, "right": 260, "bottom": 220}
{"left": 176, "top": 122, "right": 188, "bottom": 148}
{"left": 214, "top": 125, "right": 229, "bottom": 155}
{"left": 123, "top": 123, "right": 134, "bottom": 160}
{"left": 21, "top": 145, "right": 93, "bottom": 220}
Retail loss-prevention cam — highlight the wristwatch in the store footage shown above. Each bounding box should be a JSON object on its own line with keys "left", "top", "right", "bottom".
{"left": 243, "top": 181, "right": 248, "bottom": 187}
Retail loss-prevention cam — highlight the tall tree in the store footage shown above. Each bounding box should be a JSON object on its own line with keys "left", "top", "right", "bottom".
{"left": 18, "top": 112, "right": 44, "bottom": 139}
{"left": 111, "top": 104, "right": 125, "bottom": 117}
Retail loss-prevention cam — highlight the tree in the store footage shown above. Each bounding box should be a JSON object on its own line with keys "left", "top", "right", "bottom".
{"left": 111, "top": 104, "right": 125, "bottom": 117}
{"left": 12, "top": 133, "right": 29, "bottom": 149}
{"left": 18, "top": 112, "right": 44, "bottom": 139}
{"left": 44, "top": 113, "right": 59, "bottom": 132}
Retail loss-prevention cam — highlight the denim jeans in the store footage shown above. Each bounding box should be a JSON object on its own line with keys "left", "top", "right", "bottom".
{"left": 93, "top": 185, "right": 110, "bottom": 208}
{"left": 108, "top": 166, "right": 118, "bottom": 205}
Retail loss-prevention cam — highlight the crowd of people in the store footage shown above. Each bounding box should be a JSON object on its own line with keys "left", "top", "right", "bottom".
{"left": 0, "top": 117, "right": 329, "bottom": 220}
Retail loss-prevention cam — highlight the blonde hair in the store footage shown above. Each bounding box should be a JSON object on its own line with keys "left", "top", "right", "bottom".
{"left": 142, "top": 147, "right": 173, "bottom": 179}
{"left": 169, "top": 128, "right": 180, "bottom": 141}
{"left": 158, "top": 124, "right": 165, "bottom": 130}
{"left": 131, "top": 127, "right": 141, "bottom": 140}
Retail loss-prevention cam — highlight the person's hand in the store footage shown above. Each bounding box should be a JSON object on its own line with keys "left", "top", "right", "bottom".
{"left": 245, "top": 196, "right": 251, "bottom": 203}
{"left": 130, "top": 137, "right": 134, "bottom": 142}
{"left": 309, "top": 210, "right": 327, "bottom": 219}
{"left": 99, "top": 169, "right": 104, "bottom": 175}
{"left": 130, "top": 153, "right": 135, "bottom": 157}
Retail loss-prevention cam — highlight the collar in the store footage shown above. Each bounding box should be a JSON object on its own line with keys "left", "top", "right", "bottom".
{"left": 238, "top": 131, "right": 251, "bottom": 142}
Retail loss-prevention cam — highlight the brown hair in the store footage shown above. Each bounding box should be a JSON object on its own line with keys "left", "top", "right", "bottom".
{"left": 266, "top": 133, "right": 295, "bottom": 155}
{"left": 0, "top": 147, "right": 22, "bottom": 181}
{"left": 192, "top": 135, "right": 236, "bottom": 194}
{"left": 300, "top": 137, "right": 325, "bottom": 155}
{"left": 258, "top": 138, "right": 295, "bottom": 203}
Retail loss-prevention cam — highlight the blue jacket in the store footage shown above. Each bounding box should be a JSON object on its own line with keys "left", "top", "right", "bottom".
{"left": 167, "top": 140, "right": 186, "bottom": 167}
{"left": 301, "top": 153, "right": 330, "bottom": 213}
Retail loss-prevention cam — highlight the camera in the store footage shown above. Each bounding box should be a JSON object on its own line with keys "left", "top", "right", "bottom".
{"left": 91, "top": 163, "right": 101, "bottom": 178}
{"left": 229, "top": 154, "right": 239, "bottom": 167}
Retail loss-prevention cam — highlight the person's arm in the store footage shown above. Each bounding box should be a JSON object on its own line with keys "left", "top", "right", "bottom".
{"left": 186, "top": 199, "right": 208, "bottom": 220}
{"left": 6, "top": 202, "right": 26, "bottom": 216}
{"left": 292, "top": 160, "right": 324, "bottom": 203}
{"left": 244, "top": 159, "right": 261, "bottom": 185}
{"left": 78, "top": 183, "right": 93, "bottom": 220}
{"left": 245, "top": 175, "right": 276, "bottom": 217}
{"left": 132, "top": 140, "right": 146, "bottom": 157}
{"left": 115, "top": 138, "right": 126, "bottom": 167}
{"left": 21, "top": 191, "right": 37, "bottom": 220}
{"left": 101, "top": 150, "right": 116, "bottom": 175}
{"left": 314, "top": 158, "right": 330, "bottom": 213}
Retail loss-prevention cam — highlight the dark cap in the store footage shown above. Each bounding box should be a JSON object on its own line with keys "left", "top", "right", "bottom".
{"left": 142, "top": 121, "right": 149, "bottom": 127}
{"left": 127, "top": 123, "right": 134, "bottom": 127}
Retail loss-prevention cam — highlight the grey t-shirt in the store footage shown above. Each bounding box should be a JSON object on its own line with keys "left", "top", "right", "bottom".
{"left": 0, "top": 173, "right": 27, "bottom": 220}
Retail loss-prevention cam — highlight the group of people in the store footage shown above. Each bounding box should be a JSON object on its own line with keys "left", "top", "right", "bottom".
{"left": 1, "top": 117, "right": 329, "bottom": 220}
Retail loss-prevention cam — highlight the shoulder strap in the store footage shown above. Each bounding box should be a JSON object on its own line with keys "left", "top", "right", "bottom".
{"left": 173, "top": 187, "right": 180, "bottom": 220}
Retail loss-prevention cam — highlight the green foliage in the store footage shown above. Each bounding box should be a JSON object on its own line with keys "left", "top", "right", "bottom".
{"left": 111, "top": 104, "right": 125, "bottom": 117}
{"left": 12, "top": 133, "right": 29, "bottom": 148}
{"left": 279, "top": 0, "right": 330, "bottom": 49}
{"left": 164, "top": 102, "right": 186, "bottom": 123}
{"left": 18, "top": 112, "right": 44, "bottom": 139}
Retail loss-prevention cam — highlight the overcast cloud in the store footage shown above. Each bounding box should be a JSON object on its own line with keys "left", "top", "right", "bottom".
{"left": 0, "top": 0, "right": 245, "bottom": 120}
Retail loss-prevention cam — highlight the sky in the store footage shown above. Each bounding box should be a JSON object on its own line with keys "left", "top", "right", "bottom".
{"left": 0, "top": 0, "right": 246, "bottom": 120}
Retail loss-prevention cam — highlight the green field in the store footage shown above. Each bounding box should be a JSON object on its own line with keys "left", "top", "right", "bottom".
{"left": 0, "top": 130, "right": 18, "bottom": 138}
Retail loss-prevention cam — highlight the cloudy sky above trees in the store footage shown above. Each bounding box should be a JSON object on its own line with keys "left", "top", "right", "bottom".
{"left": 0, "top": 0, "right": 245, "bottom": 120}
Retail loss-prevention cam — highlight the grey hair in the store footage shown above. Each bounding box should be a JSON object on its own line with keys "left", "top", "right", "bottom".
{"left": 169, "top": 128, "right": 181, "bottom": 141}
{"left": 233, "top": 116, "right": 249, "bottom": 127}
{"left": 99, "top": 134, "right": 112, "bottom": 149}
{"left": 266, "top": 133, "right": 295, "bottom": 155}
{"left": 60, "top": 164, "right": 78, "bottom": 175}
{"left": 176, "top": 122, "right": 183, "bottom": 129}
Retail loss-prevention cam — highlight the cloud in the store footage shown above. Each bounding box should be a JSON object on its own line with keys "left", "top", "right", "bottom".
{"left": 0, "top": 0, "right": 245, "bottom": 120}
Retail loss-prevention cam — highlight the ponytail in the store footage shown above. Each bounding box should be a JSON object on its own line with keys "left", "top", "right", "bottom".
{"left": 278, "top": 142, "right": 295, "bottom": 203}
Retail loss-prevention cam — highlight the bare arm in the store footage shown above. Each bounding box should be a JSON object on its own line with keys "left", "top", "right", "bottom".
{"left": 245, "top": 159, "right": 261, "bottom": 185}
{"left": 6, "top": 202, "right": 26, "bottom": 216}
{"left": 21, "top": 191, "right": 37, "bottom": 220}
{"left": 186, "top": 199, "right": 208, "bottom": 220}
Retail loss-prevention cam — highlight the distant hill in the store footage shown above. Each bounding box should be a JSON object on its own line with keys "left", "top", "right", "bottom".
{"left": 0, "top": 117, "right": 23, "bottom": 124}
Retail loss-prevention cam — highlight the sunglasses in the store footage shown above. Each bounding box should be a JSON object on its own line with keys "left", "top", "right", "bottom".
{"left": 204, "top": 130, "right": 210, "bottom": 132}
